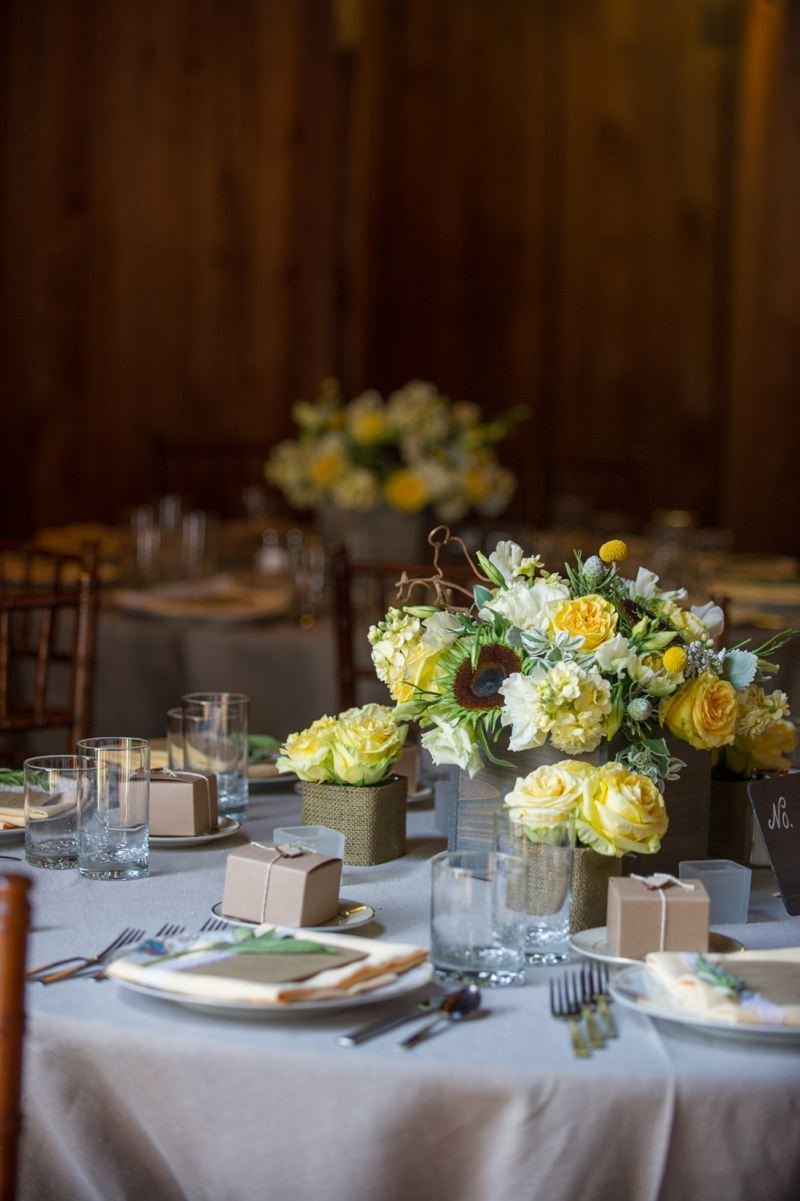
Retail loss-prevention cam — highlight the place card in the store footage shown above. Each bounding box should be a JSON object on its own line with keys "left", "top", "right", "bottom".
{"left": 749, "top": 773, "right": 800, "bottom": 916}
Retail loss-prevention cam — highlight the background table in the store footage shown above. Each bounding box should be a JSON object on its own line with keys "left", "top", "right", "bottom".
{"left": 13, "top": 787, "right": 800, "bottom": 1201}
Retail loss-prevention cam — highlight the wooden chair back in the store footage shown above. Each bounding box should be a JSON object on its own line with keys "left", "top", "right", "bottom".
{"left": 0, "top": 545, "right": 99, "bottom": 753}
{"left": 0, "top": 873, "right": 32, "bottom": 1201}
{"left": 329, "top": 544, "right": 475, "bottom": 711}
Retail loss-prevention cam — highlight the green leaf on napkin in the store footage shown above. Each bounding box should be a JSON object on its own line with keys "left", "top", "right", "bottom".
{"left": 0, "top": 768, "right": 24, "bottom": 788}
{"left": 145, "top": 928, "right": 338, "bottom": 968}
{"left": 248, "top": 734, "right": 281, "bottom": 764}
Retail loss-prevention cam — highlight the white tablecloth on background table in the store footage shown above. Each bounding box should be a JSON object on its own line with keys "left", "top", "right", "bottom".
{"left": 12, "top": 789, "right": 800, "bottom": 1201}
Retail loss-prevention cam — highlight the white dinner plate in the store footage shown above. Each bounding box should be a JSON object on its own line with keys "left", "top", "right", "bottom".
{"left": 610, "top": 963, "right": 800, "bottom": 1045}
{"left": 569, "top": 926, "right": 745, "bottom": 968}
{"left": 112, "top": 959, "right": 432, "bottom": 1018}
{"left": 211, "top": 899, "right": 376, "bottom": 933}
{"left": 149, "top": 817, "right": 241, "bottom": 849}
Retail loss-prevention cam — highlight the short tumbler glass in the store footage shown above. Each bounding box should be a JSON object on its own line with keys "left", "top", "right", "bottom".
{"left": 182, "top": 692, "right": 249, "bottom": 818}
{"left": 76, "top": 737, "right": 150, "bottom": 880}
{"left": 430, "top": 850, "right": 527, "bottom": 987}
{"left": 495, "top": 810, "right": 575, "bottom": 964}
{"left": 24, "top": 755, "right": 92, "bottom": 870}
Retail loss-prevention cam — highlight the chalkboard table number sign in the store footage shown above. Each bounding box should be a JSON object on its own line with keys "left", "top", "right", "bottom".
{"left": 748, "top": 774, "right": 800, "bottom": 916}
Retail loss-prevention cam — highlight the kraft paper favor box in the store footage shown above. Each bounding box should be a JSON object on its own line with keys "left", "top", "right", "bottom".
{"left": 221, "top": 843, "right": 342, "bottom": 927}
{"left": 149, "top": 770, "right": 218, "bottom": 837}
{"left": 607, "top": 876, "right": 710, "bottom": 961}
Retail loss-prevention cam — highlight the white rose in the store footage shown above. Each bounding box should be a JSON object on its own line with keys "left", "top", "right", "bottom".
{"left": 421, "top": 611, "right": 463, "bottom": 651}
{"left": 481, "top": 577, "right": 570, "bottom": 632}
{"left": 421, "top": 717, "right": 483, "bottom": 776}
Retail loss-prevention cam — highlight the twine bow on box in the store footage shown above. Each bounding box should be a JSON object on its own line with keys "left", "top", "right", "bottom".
{"left": 630, "top": 873, "right": 697, "bottom": 951}
{"left": 251, "top": 842, "right": 307, "bottom": 921}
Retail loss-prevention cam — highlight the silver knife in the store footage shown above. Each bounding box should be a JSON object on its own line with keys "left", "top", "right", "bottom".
{"left": 338, "top": 996, "right": 442, "bottom": 1046}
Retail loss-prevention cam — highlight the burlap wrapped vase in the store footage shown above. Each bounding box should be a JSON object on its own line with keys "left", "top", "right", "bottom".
{"left": 300, "top": 774, "right": 407, "bottom": 866}
{"left": 570, "top": 847, "right": 623, "bottom": 933}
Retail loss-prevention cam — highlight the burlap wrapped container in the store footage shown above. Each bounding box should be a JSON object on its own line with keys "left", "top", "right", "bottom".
{"left": 300, "top": 774, "right": 407, "bottom": 866}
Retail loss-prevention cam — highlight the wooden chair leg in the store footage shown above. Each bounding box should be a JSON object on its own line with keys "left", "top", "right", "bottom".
{"left": 0, "top": 874, "right": 31, "bottom": 1201}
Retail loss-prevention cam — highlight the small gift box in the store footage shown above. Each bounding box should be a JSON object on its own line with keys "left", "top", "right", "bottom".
{"left": 221, "top": 842, "right": 342, "bottom": 927}
{"left": 607, "top": 874, "right": 710, "bottom": 960}
{"left": 149, "top": 769, "right": 219, "bottom": 837}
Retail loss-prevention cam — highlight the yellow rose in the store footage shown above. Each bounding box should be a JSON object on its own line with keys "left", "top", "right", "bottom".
{"left": 276, "top": 715, "right": 337, "bottom": 782}
{"left": 330, "top": 708, "right": 407, "bottom": 785}
{"left": 388, "top": 641, "right": 445, "bottom": 704}
{"left": 384, "top": 469, "right": 428, "bottom": 513}
{"left": 308, "top": 448, "right": 345, "bottom": 487}
{"left": 349, "top": 409, "right": 387, "bottom": 444}
{"left": 577, "top": 763, "right": 668, "bottom": 857}
{"left": 505, "top": 761, "right": 594, "bottom": 830}
{"left": 550, "top": 594, "right": 618, "bottom": 652}
{"left": 724, "top": 719, "right": 798, "bottom": 776}
{"left": 659, "top": 671, "right": 737, "bottom": 750}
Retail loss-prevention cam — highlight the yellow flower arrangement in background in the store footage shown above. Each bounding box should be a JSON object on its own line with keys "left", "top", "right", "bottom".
{"left": 265, "top": 378, "right": 526, "bottom": 519}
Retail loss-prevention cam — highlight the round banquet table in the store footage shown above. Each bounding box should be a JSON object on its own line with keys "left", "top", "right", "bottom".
{"left": 13, "top": 787, "right": 800, "bottom": 1201}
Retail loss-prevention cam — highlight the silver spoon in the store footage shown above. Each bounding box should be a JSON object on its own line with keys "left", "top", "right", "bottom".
{"left": 399, "top": 984, "right": 483, "bottom": 1049}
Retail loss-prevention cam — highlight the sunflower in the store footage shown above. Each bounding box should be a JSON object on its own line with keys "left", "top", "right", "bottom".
{"left": 453, "top": 644, "right": 522, "bottom": 709}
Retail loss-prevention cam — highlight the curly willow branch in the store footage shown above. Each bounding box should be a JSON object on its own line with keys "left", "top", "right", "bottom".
{"left": 393, "top": 525, "right": 491, "bottom": 612}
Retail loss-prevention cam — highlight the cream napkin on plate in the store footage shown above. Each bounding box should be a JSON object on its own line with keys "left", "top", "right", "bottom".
{"left": 107, "top": 927, "right": 429, "bottom": 1006}
{"left": 0, "top": 791, "right": 25, "bottom": 829}
{"left": 645, "top": 947, "right": 800, "bottom": 1026}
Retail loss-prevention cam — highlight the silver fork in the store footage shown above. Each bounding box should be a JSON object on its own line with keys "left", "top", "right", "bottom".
{"left": 35, "top": 928, "right": 146, "bottom": 986}
{"left": 199, "top": 917, "right": 230, "bottom": 933}
{"left": 550, "top": 974, "right": 590, "bottom": 1059}
{"left": 28, "top": 927, "right": 145, "bottom": 982}
{"left": 578, "top": 966, "right": 606, "bottom": 1049}
{"left": 587, "top": 961, "right": 617, "bottom": 1038}
{"left": 91, "top": 922, "right": 186, "bottom": 982}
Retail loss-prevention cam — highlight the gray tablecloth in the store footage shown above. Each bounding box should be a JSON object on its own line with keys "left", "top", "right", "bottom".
{"left": 12, "top": 791, "right": 800, "bottom": 1201}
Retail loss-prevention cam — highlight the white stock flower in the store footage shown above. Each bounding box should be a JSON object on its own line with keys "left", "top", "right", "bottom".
{"left": 421, "top": 717, "right": 483, "bottom": 776}
{"left": 735, "top": 685, "right": 790, "bottom": 738}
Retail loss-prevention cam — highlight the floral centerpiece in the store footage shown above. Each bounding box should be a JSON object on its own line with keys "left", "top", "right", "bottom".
{"left": 265, "top": 378, "right": 525, "bottom": 521}
{"left": 367, "top": 529, "right": 796, "bottom": 881}
{"left": 277, "top": 704, "right": 409, "bottom": 866}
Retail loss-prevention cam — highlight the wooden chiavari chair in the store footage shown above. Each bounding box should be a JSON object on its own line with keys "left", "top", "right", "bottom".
{"left": 0, "top": 873, "right": 32, "bottom": 1201}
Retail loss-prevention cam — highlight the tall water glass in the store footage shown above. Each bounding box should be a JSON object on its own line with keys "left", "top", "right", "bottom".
{"left": 182, "top": 693, "right": 249, "bottom": 818}
{"left": 166, "top": 706, "right": 206, "bottom": 771}
{"left": 495, "top": 810, "right": 575, "bottom": 964}
{"left": 24, "top": 756, "right": 91, "bottom": 870}
{"left": 430, "top": 850, "right": 527, "bottom": 986}
{"left": 76, "top": 737, "right": 150, "bottom": 880}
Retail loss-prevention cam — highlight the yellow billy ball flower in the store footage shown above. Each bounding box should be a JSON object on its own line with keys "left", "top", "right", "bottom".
{"left": 599, "top": 539, "right": 628, "bottom": 564}
{"left": 662, "top": 646, "right": 688, "bottom": 674}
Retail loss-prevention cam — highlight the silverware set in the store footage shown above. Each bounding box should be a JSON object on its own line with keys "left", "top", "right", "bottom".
{"left": 27, "top": 917, "right": 231, "bottom": 985}
{"left": 339, "top": 984, "right": 484, "bottom": 1049}
{"left": 550, "top": 963, "right": 616, "bottom": 1058}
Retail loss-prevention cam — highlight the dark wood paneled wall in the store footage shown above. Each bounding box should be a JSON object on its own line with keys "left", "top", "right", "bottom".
{"left": 1, "top": 0, "right": 798, "bottom": 550}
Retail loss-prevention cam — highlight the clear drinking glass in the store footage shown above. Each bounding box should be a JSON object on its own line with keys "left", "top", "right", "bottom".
{"left": 182, "top": 692, "right": 249, "bottom": 818}
{"left": 76, "top": 737, "right": 150, "bottom": 880}
{"left": 430, "top": 850, "right": 527, "bottom": 987}
{"left": 495, "top": 810, "right": 575, "bottom": 964}
{"left": 165, "top": 706, "right": 206, "bottom": 771}
{"left": 24, "top": 755, "right": 91, "bottom": 870}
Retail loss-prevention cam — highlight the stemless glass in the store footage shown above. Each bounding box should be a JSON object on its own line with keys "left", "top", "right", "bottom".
{"left": 182, "top": 693, "right": 249, "bottom": 818}
{"left": 430, "top": 850, "right": 527, "bottom": 987}
{"left": 76, "top": 737, "right": 150, "bottom": 880}
{"left": 166, "top": 706, "right": 206, "bottom": 771}
{"left": 495, "top": 809, "right": 576, "bottom": 964}
{"left": 24, "top": 756, "right": 92, "bottom": 870}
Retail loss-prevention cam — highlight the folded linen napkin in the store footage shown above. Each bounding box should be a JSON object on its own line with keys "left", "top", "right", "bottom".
{"left": 645, "top": 948, "right": 800, "bottom": 1026}
{"left": 107, "top": 927, "right": 429, "bottom": 1005}
{"left": 0, "top": 791, "right": 25, "bottom": 829}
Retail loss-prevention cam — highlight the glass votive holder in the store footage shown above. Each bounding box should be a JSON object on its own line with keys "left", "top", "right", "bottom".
{"left": 679, "top": 859, "right": 752, "bottom": 925}
{"left": 24, "top": 755, "right": 93, "bottom": 870}
{"left": 430, "top": 850, "right": 527, "bottom": 987}
{"left": 272, "top": 825, "right": 346, "bottom": 861}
